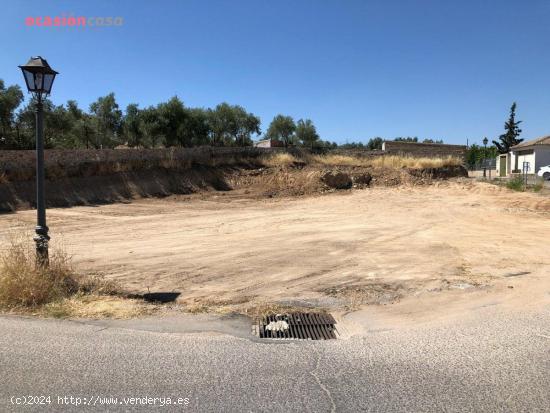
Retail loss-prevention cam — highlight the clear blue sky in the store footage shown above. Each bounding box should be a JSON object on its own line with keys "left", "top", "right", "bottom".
{"left": 1, "top": 0, "right": 550, "bottom": 145}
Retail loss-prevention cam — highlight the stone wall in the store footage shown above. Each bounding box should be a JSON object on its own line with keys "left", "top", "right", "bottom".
{"left": 0, "top": 146, "right": 278, "bottom": 183}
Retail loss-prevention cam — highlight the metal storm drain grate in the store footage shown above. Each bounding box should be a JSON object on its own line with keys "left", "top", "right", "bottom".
{"left": 255, "top": 313, "right": 338, "bottom": 340}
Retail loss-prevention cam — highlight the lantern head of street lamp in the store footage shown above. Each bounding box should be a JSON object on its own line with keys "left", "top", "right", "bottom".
{"left": 482, "top": 137, "right": 488, "bottom": 146}
{"left": 19, "top": 56, "right": 58, "bottom": 97}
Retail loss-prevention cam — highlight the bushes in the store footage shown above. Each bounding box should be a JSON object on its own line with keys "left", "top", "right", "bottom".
{"left": 0, "top": 237, "right": 120, "bottom": 311}
{"left": 491, "top": 176, "right": 544, "bottom": 193}
{"left": 506, "top": 176, "right": 524, "bottom": 192}
{"left": 0, "top": 239, "right": 78, "bottom": 308}
{"left": 0, "top": 236, "right": 158, "bottom": 318}
{"left": 533, "top": 181, "right": 544, "bottom": 192}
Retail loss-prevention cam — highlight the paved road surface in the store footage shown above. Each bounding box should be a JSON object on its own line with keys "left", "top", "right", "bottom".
{"left": 1, "top": 303, "right": 549, "bottom": 412}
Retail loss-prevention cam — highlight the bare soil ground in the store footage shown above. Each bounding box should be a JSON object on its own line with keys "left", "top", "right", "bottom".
{"left": 1, "top": 168, "right": 549, "bottom": 317}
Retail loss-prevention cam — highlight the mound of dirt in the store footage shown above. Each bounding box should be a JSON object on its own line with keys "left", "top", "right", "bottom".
{"left": 351, "top": 172, "right": 373, "bottom": 186}
{"left": 408, "top": 165, "right": 468, "bottom": 179}
{"left": 0, "top": 162, "right": 470, "bottom": 212}
{"left": 0, "top": 166, "right": 232, "bottom": 212}
{"left": 321, "top": 171, "right": 353, "bottom": 189}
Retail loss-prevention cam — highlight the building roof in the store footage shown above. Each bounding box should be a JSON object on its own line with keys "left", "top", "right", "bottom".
{"left": 511, "top": 135, "right": 550, "bottom": 150}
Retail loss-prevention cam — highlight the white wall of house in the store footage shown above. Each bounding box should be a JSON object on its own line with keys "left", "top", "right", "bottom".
{"left": 499, "top": 145, "right": 550, "bottom": 176}
{"left": 510, "top": 149, "right": 536, "bottom": 173}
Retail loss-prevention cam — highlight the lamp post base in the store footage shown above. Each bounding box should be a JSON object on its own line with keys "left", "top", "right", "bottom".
{"left": 34, "top": 225, "right": 50, "bottom": 266}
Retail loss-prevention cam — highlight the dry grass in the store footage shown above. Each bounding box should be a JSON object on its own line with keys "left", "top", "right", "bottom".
{"left": 41, "top": 295, "right": 155, "bottom": 319}
{"left": 180, "top": 295, "right": 255, "bottom": 315}
{"left": 177, "top": 296, "right": 328, "bottom": 319}
{"left": 309, "top": 153, "right": 462, "bottom": 169}
{"left": 262, "top": 152, "right": 462, "bottom": 170}
{"left": 261, "top": 152, "right": 299, "bottom": 167}
{"left": 0, "top": 236, "right": 156, "bottom": 319}
{"left": 309, "top": 154, "right": 369, "bottom": 166}
{"left": 242, "top": 302, "right": 327, "bottom": 320}
{"left": 370, "top": 155, "right": 463, "bottom": 169}
{"left": 0, "top": 172, "right": 8, "bottom": 184}
{"left": 0, "top": 238, "right": 79, "bottom": 308}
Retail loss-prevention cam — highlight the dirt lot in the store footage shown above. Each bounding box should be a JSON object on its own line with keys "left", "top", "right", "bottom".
{"left": 1, "top": 176, "right": 549, "bottom": 315}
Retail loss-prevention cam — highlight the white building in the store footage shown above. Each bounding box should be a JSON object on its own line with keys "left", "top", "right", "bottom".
{"left": 254, "top": 139, "right": 285, "bottom": 148}
{"left": 496, "top": 135, "right": 550, "bottom": 177}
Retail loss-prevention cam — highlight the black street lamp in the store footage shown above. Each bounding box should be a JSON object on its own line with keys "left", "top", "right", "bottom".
{"left": 19, "top": 56, "right": 58, "bottom": 265}
{"left": 482, "top": 137, "right": 488, "bottom": 179}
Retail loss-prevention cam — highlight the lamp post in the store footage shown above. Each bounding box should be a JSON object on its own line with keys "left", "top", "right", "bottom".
{"left": 19, "top": 57, "right": 58, "bottom": 265}
{"left": 482, "top": 137, "right": 488, "bottom": 179}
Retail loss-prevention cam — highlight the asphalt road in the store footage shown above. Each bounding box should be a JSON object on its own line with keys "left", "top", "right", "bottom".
{"left": 1, "top": 305, "right": 549, "bottom": 413}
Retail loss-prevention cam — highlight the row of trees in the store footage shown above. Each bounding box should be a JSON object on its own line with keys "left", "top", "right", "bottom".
{"left": 0, "top": 77, "right": 526, "bottom": 154}
{"left": 393, "top": 137, "right": 444, "bottom": 144}
{"left": 338, "top": 136, "right": 444, "bottom": 151}
{"left": 264, "top": 115, "right": 337, "bottom": 149}
{"left": 0, "top": 79, "right": 335, "bottom": 150}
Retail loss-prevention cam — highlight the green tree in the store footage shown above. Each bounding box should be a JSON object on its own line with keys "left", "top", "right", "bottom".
{"left": 45, "top": 104, "right": 75, "bottom": 148}
{"left": 465, "top": 144, "right": 482, "bottom": 169}
{"left": 181, "top": 107, "right": 210, "bottom": 147}
{"left": 123, "top": 103, "right": 143, "bottom": 147}
{"left": 14, "top": 97, "right": 74, "bottom": 149}
{"left": 233, "top": 105, "right": 261, "bottom": 146}
{"left": 140, "top": 106, "right": 164, "bottom": 147}
{"left": 208, "top": 103, "right": 236, "bottom": 146}
{"left": 76, "top": 113, "right": 97, "bottom": 149}
{"left": 155, "top": 96, "right": 189, "bottom": 147}
{"left": 89, "top": 93, "right": 123, "bottom": 148}
{"left": 339, "top": 141, "right": 365, "bottom": 149}
{"left": 206, "top": 103, "right": 260, "bottom": 146}
{"left": 367, "top": 137, "right": 383, "bottom": 150}
{"left": 13, "top": 99, "right": 37, "bottom": 149}
{"left": 65, "top": 100, "right": 96, "bottom": 149}
{"left": 0, "top": 80, "right": 24, "bottom": 149}
{"left": 394, "top": 137, "right": 418, "bottom": 142}
{"left": 465, "top": 143, "right": 498, "bottom": 169}
{"left": 493, "top": 102, "right": 523, "bottom": 154}
{"left": 295, "top": 119, "right": 319, "bottom": 148}
{"left": 266, "top": 114, "right": 296, "bottom": 147}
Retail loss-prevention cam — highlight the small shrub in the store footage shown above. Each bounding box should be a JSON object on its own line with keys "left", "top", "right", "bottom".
{"left": 532, "top": 180, "right": 544, "bottom": 192}
{"left": 79, "top": 273, "right": 121, "bottom": 296}
{"left": 0, "top": 238, "right": 120, "bottom": 310}
{"left": 262, "top": 153, "right": 298, "bottom": 167}
{"left": 506, "top": 176, "right": 524, "bottom": 192}
{"left": 310, "top": 154, "right": 367, "bottom": 166}
{"left": 0, "top": 240, "right": 79, "bottom": 308}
